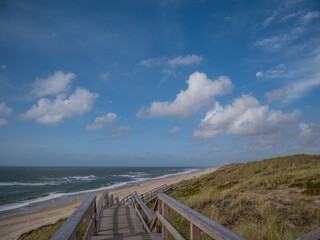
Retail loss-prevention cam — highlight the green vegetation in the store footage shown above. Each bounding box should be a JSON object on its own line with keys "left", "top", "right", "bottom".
{"left": 168, "top": 154, "right": 320, "bottom": 240}
{"left": 18, "top": 218, "right": 67, "bottom": 240}
{"left": 18, "top": 217, "right": 87, "bottom": 240}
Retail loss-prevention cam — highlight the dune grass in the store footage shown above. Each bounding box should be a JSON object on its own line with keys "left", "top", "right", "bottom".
{"left": 18, "top": 218, "right": 67, "bottom": 240}
{"left": 168, "top": 154, "right": 320, "bottom": 240}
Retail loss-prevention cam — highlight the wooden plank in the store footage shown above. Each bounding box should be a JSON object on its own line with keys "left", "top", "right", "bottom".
{"left": 133, "top": 191, "right": 153, "bottom": 221}
{"left": 83, "top": 213, "right": 96, "bottom": 240}
{"left": 51, "top": 194, "right": 96, "bottom": 240}
{"left": 190, "top": 223, "right": 201, "bottom": 240}
{"left": 156, "top": 212, "right": 185, "bottom": 240}
{"left": 295, "top": 227, "right": 320, "bottom": 240}
{"left": 162, "top": 202, "right": 168, "bottom": 239}
{"left": 132, "top": 198, "right": 151, "bottom": 232}
{"left": 106, "top": 194, "right": 113, "bottom": 208}
{"left": 96, "top": 192, "right": 108, "bottom": 230}
{"left": 158, "top": 193, "right": 247, "bottom": 240}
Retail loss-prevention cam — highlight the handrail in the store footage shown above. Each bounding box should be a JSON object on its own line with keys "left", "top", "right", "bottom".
{"left": 157, "top": 193, "right": 246, "bottom": 240}
{"left": 133, "top": 191, "right": 153, "bottom": 221}
{"left": 156, "top": 212, "right": 185, "bottom": 240}
{"left": 95, "top": 192, "right": 108, "bottom": 231}
{"left": 132, "top": 194, "right": 151, "bottom": 232}
{"left": 295, "top": 227, "right": 320, "bottom": 240}
{"left": 106, "top": 193, "right": 113, "bottom": 208}
{"left": 51, "top": 194, "right": 96, "bottom": 240}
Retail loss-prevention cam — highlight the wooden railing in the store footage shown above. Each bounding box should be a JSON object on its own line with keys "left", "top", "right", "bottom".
{"left": 51, "top": 191, "right": 115, "bottom": 240}
{"left": 119, "top": 183, "right": 178, "bottom": 206}
{"left": 131, "top": 191, "right": 246, "bottom": 240}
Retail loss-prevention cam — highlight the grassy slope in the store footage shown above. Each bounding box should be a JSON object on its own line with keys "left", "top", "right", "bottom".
{"left": 18, "top": 218, "right": 67, "bottom": 240}
{"left": 169, "top": 154, "right": 320, "bottom": 240}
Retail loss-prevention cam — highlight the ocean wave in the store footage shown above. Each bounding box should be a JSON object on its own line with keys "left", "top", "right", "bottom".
{"left": 0, "top": 168, "right": 201, "bottom": 213}
{"left": 0, "top": 181, "right": 59, "bottom": 186}
{"left": 0, "top": 179, "right": 144, "bottom": 213}
{"left": 0, "top": 175, "right": 97, "bottom": 187}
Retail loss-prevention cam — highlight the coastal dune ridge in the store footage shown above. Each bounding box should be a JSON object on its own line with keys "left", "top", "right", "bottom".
{"left": 0, "top": 167, "right": 216, "bottom": 240}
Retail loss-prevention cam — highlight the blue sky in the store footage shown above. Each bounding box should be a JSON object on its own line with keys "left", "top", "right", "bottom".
{"left": 0, "top": 0, "right": 319, "bottom": 166}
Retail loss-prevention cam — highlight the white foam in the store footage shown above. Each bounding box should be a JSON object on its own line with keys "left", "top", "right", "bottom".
{"left": 0, "top": 182, "right": 59, "bottom": 186}
{"left": 0, "top": 169, "right": 201, "bottom": 213}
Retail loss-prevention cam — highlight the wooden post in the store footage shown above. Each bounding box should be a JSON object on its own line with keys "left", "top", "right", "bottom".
{"left": 156, "top": 199, "right": 161, "bottom": 233}
{"left": 142, "top": 210, "right": 145, "bottom": 230}
{"left": 190, "top": 223, "right": 201, "bottom": 240}
{"left": 162, "top": 201, "right": 168, "bottom": 239}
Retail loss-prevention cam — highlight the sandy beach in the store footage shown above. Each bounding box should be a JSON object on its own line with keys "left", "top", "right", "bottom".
{"left": 0, "top": 168, "right": 216, "bottom": 240}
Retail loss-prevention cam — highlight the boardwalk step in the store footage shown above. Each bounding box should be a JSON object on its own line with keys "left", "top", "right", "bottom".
{"left": 92, "top": 232, "right": 163, "bottom": 240}
{"left": 94, "top": 205, "right": 162, "bottom": 240}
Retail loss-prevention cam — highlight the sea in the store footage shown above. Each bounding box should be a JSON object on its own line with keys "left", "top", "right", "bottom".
{"left": 0, "top": 166, "right": 203, "bottom": 217}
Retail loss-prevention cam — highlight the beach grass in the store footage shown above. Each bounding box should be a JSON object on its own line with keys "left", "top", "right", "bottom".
{"left": 168, "top": 154, "right": 320, "bottom": 240}
{"left": 17, "top": 218, "right": 67, "bottom": 240}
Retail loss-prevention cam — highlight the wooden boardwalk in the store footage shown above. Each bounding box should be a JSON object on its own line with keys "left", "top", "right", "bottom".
{"left": 92, "top": 205, "right": 162, "bottom": 240}
{"left": 51, "top": 183, "right": 320, "bottom": 240}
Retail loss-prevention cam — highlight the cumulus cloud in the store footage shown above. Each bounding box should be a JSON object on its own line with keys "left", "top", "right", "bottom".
{"left": 137, "top": 72, "right": 233, "bottom": 118}
{"left": 0, "top": 103, "right": 12, "bottom": 116}
{"left": 256, "top": 72, "right": 263, "bottom": 78}
{"left": 86, "top": 113, "right": 117, "bottom": 131}
{"left": 108, "top": 125, "right": 132, "bottom": 139}
{"left": 193, "top": 95, "right": 301, "bottom": 145}
{"left": 140, "top": 54, "right": 202, "bottom": 68}
{"left": 265, "top": 89, "right": 286, "bottom": 103}
{"left": 31, "top": 71, "right": 75, "bottom": 97}
{"left": 297, "top": 123, "right": 320, "bottom": 149}
{"left": 0, "top": 118, "right": 8, "bottom": 126}
{"left": 19, "top": 88, "right": 99, "bottom": 125}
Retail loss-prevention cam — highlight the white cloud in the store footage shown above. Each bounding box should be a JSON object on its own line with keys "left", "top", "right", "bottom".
{"left": 19, "top": 88, "right": 99, "bottom": 125}
{"left": 0, "top": 103, "right": 12, "bottom": 116}
{"left": 137, "top": 72, "right": 233, "bottom": 118}
{"left": 284, "top": 75, "right": 320, "bottom": 104}
{"left": 265, "top": 89, "right": 286, "bottom": 103}
{"left": 86, "top": 113, "right": 117, "bottom": 131}
{"left": 108, "top": 125, "right": 132, "bottom": 139}
{"left": 193, "top": 95, "right": 301, "bottom": 145}
{"left": 1, "top": 65, "right": 6, "bottom": 69}
{"left": 167, "top": 126, "right": 181, "bottom": 136}
{"left": 31, "top": 71, "right": 75, "bottom": 97}
{"left": 140, "top": 54, "right": 202, "bottom": 68}
{"left": 140, "top": 57, "right": 166, "bottom": 67}
{"left": 256, "top": 72, "right": 263, "bottom": 78}
{"left": 257, "top": 64, "right": 286, "bottom": 79}
{"left": 100, "top": 71, "right": 111, "bottom": 81}
{"left": 297, "top": 123, "right": 320, "bottom": 149}
{"left": 0, "top": 118, "right": 8, "bottom": 126}
{"left": 255, "top": 27, "right": 304, "bottom": 52}
{"left": 167, "top": 55, "right": 203, "bottom": 67}
{"left": 302, "top": 11, "right": 319, "bottom": 23}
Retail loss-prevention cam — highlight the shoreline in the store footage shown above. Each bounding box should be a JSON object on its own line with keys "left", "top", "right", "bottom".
{"left": 0, "top": 167, "right": 217, "bottom": 240}
{"left": 0, "top": 167, "right": 201, "bottom": 217}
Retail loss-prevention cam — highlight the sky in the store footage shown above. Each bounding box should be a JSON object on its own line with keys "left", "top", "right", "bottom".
{"left": 0, "top": 0, "right": 319, "bottom": 166}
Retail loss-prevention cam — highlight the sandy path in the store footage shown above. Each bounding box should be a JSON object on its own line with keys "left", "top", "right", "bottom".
{"left": 0, "top": 168, "right": 216, "bottom": 240}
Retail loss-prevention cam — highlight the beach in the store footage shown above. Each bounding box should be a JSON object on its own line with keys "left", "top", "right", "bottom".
{"left": 0, "top": 168, "right": 216, "bottom": 240}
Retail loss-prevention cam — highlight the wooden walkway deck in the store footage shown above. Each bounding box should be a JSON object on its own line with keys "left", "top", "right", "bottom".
{"left": 51, "top": 183, "right": 320, "bottom": 240}
{"left": 92, "top": 205, "right": 162, "bottom": 240}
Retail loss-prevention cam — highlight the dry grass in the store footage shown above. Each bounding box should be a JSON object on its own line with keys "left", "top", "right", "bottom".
{"left": 169, "top": 154, "right": 320, "bottom": 240}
